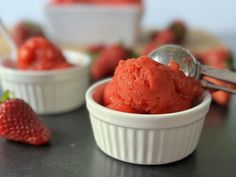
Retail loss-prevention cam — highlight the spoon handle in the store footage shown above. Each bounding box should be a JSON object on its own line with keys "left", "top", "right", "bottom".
{"left": 201, "top": 80, "right": 236, "bottom": 94}
{"left": 201, "top": 65, "right": 236, "bottom": 84}
{"left": 0, "top": 18, "right": 17, "bottom": 59}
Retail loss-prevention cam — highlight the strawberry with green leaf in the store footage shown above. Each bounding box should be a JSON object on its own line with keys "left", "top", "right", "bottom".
{"left": 0, "top": 91, "right": 51, "bottom": 145}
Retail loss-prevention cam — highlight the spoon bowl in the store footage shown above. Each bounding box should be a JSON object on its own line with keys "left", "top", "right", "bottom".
{"left": 149, "top": 44, "right": 200, "bottom": 78}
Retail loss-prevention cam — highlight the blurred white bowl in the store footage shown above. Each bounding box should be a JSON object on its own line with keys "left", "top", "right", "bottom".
{"left": 44, "top": 4, "right": 143, "bottom": 47}
{"left": 86, "top": 79, "right": 211, "bottom": 165}
{"left": 0, "top": 50, "right": 91, "bottom": 114}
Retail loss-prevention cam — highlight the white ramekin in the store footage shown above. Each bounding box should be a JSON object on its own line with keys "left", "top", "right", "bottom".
{"left": 0, "top": 50, "right": 91, "bottom": 115}
{"left": 86, "top": 79, "right": 212, "bottom": 165}
{"left": 44, "top": 4, "right": 143, "bottom": 47}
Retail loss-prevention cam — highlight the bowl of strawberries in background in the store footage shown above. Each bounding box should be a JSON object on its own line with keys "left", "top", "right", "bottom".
{"left": 44, "top": 0, "right": 143, "bottom": 47}
{"left": 0, "top": 37, "right": 91, "bottom": 114}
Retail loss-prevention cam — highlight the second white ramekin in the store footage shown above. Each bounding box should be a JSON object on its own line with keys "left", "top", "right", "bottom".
{"left": 86, "top": 79, "right": 212, "bottom": 165}
{"left": 0, "top": 50, "right": 91, "bottom": 114}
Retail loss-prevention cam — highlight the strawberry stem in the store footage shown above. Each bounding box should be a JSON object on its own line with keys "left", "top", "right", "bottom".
{"left": 0, "top": 90, "right": 11, "bottom": 104}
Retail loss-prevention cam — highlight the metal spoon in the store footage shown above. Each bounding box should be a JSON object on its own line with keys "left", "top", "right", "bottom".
{"left": 149, "top": 44, "right": 236, "bottom": 94}
{"left": 0, "top": 18, "right": 17, "bottom": 59}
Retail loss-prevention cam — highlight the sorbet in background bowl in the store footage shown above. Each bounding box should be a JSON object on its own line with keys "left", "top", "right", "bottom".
{"left": 0, "top": 37, "right": 91, "bottom": 114}
{"left": 17, "top": 37, "right": 74, "bottom": 70}
{"left": 86, "top": 56, "right": 211, "bottom": 165}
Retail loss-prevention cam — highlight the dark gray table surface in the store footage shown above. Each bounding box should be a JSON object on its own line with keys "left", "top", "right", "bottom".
{"left": 1, "top": 35, "right": 236, "bottom": 177}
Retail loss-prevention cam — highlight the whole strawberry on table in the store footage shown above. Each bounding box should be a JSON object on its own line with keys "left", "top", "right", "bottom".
{"left": 0, "top": 91, "right": 51, "bottom": 145}
{"left": 89, "top": 44, "right": 137, "bottom": 81}
{"left": 196, "top": 47, "right": 236, "bottom": 106}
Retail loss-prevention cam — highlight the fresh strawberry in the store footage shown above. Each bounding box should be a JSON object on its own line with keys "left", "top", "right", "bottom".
{"left": 91, "top": 44, "right": 134, "bottom": 80}
{"left": 199, "top": 48, "right": 234, "bottom": 70}
{"left": 0, "top": 91, "right": 50, "bottom": 145}
{"left": 143, "top": 20, "right": 187, "bottom": 56}
{"left": 87, "top": 44, "right": 105, "bottom": 55}
{"left": 168, "top": 20, "right": 187, "bottom": 44}
{"left": 87, "top": 44, "right": 105, "bottom": 60}
{"left": 12, "top": 21, "right": 44, "bottom": 47}
{"left": 203, "top": 76, "right": 235, "bottom": 106}
{"left": 154, "top": 29, "right": 177, "bottom": 44}
{"left": 142, "top": 29, "right": 177, "bottom": 55}
{"left": 149, "top": 30, "right": 160, "bottom": 41}
{"left": 196, "top": 48, "right": 235, "bottom": 106}
{"left": 141, "top": 41, "right": 160, "bottom": 55}
{"left": 212, "top": 91, "right": 231, "bottom": 106}
{"left": 17, "top": 37, "right": 72, "bottom": 70}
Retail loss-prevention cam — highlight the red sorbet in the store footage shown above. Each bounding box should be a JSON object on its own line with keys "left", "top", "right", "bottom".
{"left": 103, "top": 56, "right": 203, "bottom": 114}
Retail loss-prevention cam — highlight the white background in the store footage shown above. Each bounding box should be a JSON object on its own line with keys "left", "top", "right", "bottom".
{"left": 0, "top": 0, "right": 235, "bottom": 35}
